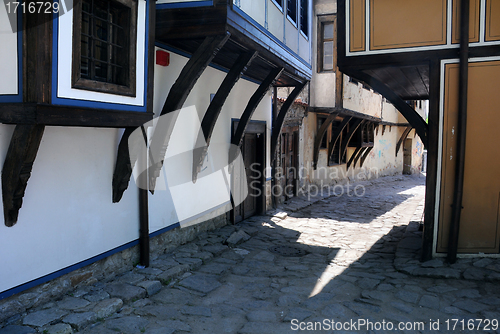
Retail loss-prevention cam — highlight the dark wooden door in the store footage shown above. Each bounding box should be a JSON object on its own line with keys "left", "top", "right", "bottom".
{"left": 243, "top": 133, "right": 258, "bottom": 218}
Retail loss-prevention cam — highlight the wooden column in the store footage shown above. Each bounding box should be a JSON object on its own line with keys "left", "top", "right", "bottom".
{"left": 192, "top": 50, "right": 258, "bottom": 182}
{"left": 112, "top": 33, "right": 230, "bottom": 201}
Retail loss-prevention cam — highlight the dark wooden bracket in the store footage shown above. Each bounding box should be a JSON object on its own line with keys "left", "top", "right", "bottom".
{"left": 395, "top": 126, "right": 413, "bottom": 155}
{"left": 270, "top": 82, "right": 308, "bottom": 159}
{"left": 348, "top": 70, "right": 428, "bottom": 147}
{"left": 327, "top": 116, "right": 352, "bottom": 163}
{"left": 312, "top": 113, "right": 337, "bottom": 169}
{"left": 346, "top": 146, "right": 363, "bottom": 170}
{"left": 2, "top": 125, "right": 45, "bottom": 226}
{"left": 340, "top": 118, "right": 364, "bottom": 162}
{"left": 112, "top": 33, "right": 230, "bottom": 202}
{"left": 360, "top": 146, "right": 374, "bottom": 167}
{"left": 230, "top": 67, "right": 284, "bottom": 165}
{"left": 192, "top": 50, "right": 258, "bottom": 183}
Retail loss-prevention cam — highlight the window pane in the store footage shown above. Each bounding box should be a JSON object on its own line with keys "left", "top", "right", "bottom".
{"left": 300, "top": 0, "right": 308, "bottom": 36}
{"left": 323, "top": 41, "right": 334, "bottom": 70}
{"left": 287, "top": 0, "right": 297, "bottom": 24}
{"left": 323, "top": 23, "right": 334, "bottom": 40}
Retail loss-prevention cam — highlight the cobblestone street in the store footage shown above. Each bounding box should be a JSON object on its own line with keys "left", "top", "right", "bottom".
{"left": 3, "top": 174, "right": 500, "bottom": 334}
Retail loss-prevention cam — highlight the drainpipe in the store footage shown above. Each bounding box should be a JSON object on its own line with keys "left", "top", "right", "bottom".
{"left": 447, "top": 0, "right": 469, "bottom": 264}
{"left": 272, "top": 87, "right": 278, "bottom": 208}
{"left": 138, "top": 128, "right": 150, "bottom": 267}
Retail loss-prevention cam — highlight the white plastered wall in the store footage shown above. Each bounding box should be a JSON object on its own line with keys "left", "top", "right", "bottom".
{"left": 0, "top": 5, "right": 18, "bottom": 95}
{"left": 0, "top": 126, "right": 140, "bottom": 293}
{"left": 148, "top": 48, "right": 272, "bottom": 233}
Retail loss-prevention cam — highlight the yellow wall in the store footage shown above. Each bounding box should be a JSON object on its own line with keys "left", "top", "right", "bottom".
{"left": 438, "top": 60, "right": 500, "bottom": 253}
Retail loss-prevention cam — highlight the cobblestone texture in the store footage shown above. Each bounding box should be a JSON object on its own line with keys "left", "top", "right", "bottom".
{"left": 2, "top": 175, "right": 500, "bottom": 333}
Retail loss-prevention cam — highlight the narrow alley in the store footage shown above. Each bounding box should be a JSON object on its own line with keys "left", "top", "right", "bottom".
{"left": 4, "top": 175, "right": 500, "bottom": 334}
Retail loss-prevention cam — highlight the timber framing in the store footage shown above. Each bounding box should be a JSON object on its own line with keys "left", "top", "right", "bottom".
{"left": 112, "top": 33, "right": 230, "bottom": 202}
{"left": 395, "top": 126, "right": 413, "bottom": 155}
{"left": 271, "top": 82, "right": 308, "bottom": 159}
{"left": 326, "top": 116, "right": 352, "bottom": 165}
{"left": 359, "top": 146, "right": 373, "bottom": 168}
{"left": 192, "top": 50, "right": 258, "bottom": 183}
{"left": 346, "top": 146, "right": 363, "bottom": 170}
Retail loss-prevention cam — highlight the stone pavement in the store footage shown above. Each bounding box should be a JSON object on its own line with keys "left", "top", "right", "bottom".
{"left": 2, "top": 174, "right": 500, "bottom": 334}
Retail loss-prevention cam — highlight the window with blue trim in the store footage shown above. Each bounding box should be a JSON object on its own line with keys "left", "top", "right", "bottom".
{"left": 72, "top": 0, "right": 138, "bottom": 96}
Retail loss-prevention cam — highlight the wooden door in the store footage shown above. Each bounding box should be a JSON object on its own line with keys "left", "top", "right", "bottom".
{"left": 243, "top": 133, "right": 258, "bottom": 219}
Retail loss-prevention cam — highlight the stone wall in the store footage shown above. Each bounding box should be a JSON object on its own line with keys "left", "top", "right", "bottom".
{"left": 0, "top": 213, "right": 229, "bottom": 326}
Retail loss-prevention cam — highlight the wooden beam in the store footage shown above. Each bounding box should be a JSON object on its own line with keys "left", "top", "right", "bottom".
{"left": 312, "top": 113, "right": 337, "bottom": 169}
{"left": 340, "top": 118, "right": 364, "bottom": 162}
{"left": 192, "top": 50, "right": 258, "bottom": 182}
{"left": 360, "top": 146, "right": 374, "bottom": 167}
{"left": 270, "top": 82, "right": 307, "bottom": 159}
{"left": 353, "top": 146, "right": 368, "bottom": 168}
{"left": 346, "top": 146, "right": 363, "bottom": 170}
{"left": 327, "top": 116, "right": 352, "bottom": 162}
{"left": 2, "top": 125, "right": 45, "bottom": 226}
{"left": 347, "top": 70, "right": 428, "bottom": 147}
{"left": 395, "top": 126, "right": 412, "bottom": 155}
{"left": 112, "top": 33, "right": 230, "bottom": 201}
{"left": 230, "top": 67, "right": 284, "bottom": 164}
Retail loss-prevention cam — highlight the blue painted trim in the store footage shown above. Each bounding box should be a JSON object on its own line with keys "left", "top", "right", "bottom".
{"left": 270, "top": 0, "right": 283, "bottom": 12}
{"left": 155, "top": 42, "right": 262, "bottom": 85}
{"left": 231, "top": 5, "right": 312, "bottom": 70}
{"left": 0, "top": 219, "right": 182, "bottom": 301}
{"left": 149, "top": 222, "right": 180, "bottom": 238}
{"left": 0, "top": 239, "right": 139, "bottom": 301}
{"left": 266, "top": 177, "right": 272, "bottom": 181}
{"left": 51, "top": 0, "right": 149, "bottom": 112}
{"left": 156, "top": 0, "right": 212, "bottom": 9}
{"left": 0, "top": 10, "right": 23, "bottom": 103}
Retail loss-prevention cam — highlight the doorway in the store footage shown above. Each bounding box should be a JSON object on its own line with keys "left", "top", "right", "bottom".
{"left": 231, "top": 120, "right": 266, "bottom": 223}
{"left": 403, "top": 138, "right": 412, "bottom": 175}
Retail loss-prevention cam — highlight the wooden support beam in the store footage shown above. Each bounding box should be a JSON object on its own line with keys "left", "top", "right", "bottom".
{"left": 192, "top": 50, "right": 258, "bottom": 182}
{"left": 2, "top": 125, "right": 45, "bottom": 226}
{"left": 327, "top": 116, "right": 352, "bottom": 162}
{"left": 360, "top": 146, "right": 374, "bottom": 167}
{"left": 112, "top": 33, "right": 230, "bottom": 201}
{"left": 346, "top": 147, "right": 363, "bottom": 170}
{"left": 312, "top": 113, "right": 337, "bottom": 169}
{"left": 270, "top": 82, "right": 307, "bottom": 159}
{"left": 353, "top": 146, "right": 368, "bottom": 168}
{"left": 395, "top": 126, "right": 412, "bottom": 155}
{"left": 347, "top": 70, "right": 428, "bottom": 147}
{"left": 340, "top": 118, "right": 364, "bottom": 162}
{"left": 230, "top": 67, "right": 284, "bottom": 165}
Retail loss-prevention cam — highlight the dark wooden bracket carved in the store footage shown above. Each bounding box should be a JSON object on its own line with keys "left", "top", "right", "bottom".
{"left": 360, "top": 146, "right": 374, "bottom": 167}
{"left": 112, "top": 33, "right": 230, "bottom": 202}
{"left": 340, "top": 118, "right": 364, "bottom": 162}
{"left": 326, "top": 116, "right": 352, "bottom": 163}
{"left": 347, "top": 146, "right": 367, "bottom": 171}
{"left": 312, "top": 113, "right": 337, "bottom": 169}
{"left": 348, "top": 70, "right": 428, "bottom": 147}
{"left": 270, "top": 82, "right": 308, "bottom": 159}
{"left": 2, "top": 125, "right": 45, "bottom": 226}
{"left": 230, "top": 67, "right": 284, "bottom": 165}
{"left": 395, "top": 126, "right": 413, "bottom": 155}
{"left": 192, "top": 50, "right": 258, "bottom": 183}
